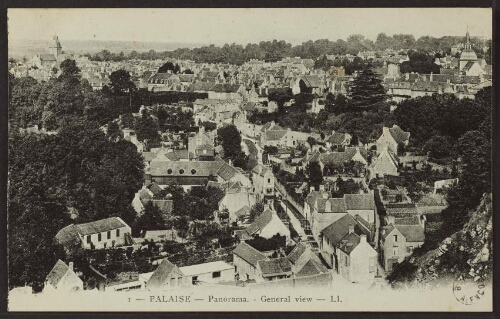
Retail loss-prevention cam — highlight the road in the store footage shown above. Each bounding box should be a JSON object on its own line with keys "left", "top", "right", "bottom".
{"left": 278, "top": 200, "right": 307, "bottom": 241}
{"left": 242, "top": 136, "right": 263, "bottom": 165}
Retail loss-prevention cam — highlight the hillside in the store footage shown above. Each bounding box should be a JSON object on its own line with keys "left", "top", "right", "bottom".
{"left": 388, "top": 193, "right": 492, "bottom": 288}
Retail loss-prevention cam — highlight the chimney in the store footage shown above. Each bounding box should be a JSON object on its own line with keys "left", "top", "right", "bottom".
{"left": 382, "top": 126, "right": 390, "bottom": 136}
{"left": 405, "top": 73, "right": 409, "bottom": 81}
{"left": 310, "top": 185, "right": 316, "bottom": 193}
{"left": 348, "top": 224, "right": 354, "bottom": 234}
{"left": 259, "top": 87, "right": 262, "bottom": 95}
{"left": 265, "top": 87, "right": 269, "bottom": 95}
{"left": 430, "top": 72, "right": 433, "bottom": 82}
{"left": 360, "top": 234, "right": 367, "bottom": 243}
{"left": 319, "top": 184, "right": 325, "bottom": 191}
{"left": 69, "top": 262, "right": 74, "bottom": 271}
{"left": 263, "top": 203, "right": 270, "bottom": 211}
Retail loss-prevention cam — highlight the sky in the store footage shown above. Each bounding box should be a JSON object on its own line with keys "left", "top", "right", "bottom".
{"left": 8, "top": 8, "right": 492, "bottom": 45}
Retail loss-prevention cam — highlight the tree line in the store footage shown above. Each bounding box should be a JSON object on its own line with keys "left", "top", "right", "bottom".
{"left": 83, "top": 34, "right": 490, "bottom": 65}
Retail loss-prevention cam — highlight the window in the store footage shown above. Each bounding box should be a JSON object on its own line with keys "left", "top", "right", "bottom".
{"left": 116, "top": 229, "right": 120, "bottom": 237}
{"left": 268, "top": 178, "right": 271, "bottom": 183}
{"left": 192, "top": 276, "right": 198, "bottom": 285}
{"left": 107, "top": 231, "right": 111, "bottom": 240}
{"left": 98, "top": 233, "right": 101, "bottom": 242}
{"left": 344, "top": 256, "right": 347, "bottom": 266}
{"left": 393, "top": 235, "right": 398, "bottom": 242}
{"left": 86, "top": 235, "right": 91, "bottom": 244}
{"left": 212, "top": 271, "right": 221, "bottom": 278}
{"left": 393, "top": 247, "right": 398, "bottom": 256}
{"left": 191, "top": 169, "right": 197, "bottom": 174}
{"left": 167, "top": 169, "right": 173, "bottom": 174}
{"left": 179, "top": 169, "right": 184, "bottom": 174}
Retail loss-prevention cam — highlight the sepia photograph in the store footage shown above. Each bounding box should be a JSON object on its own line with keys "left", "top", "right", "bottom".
{"left": 6, "top": 7, "right": 493, "bottom": 312}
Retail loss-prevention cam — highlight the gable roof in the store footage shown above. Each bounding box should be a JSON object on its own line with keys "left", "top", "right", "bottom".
{"left": 394, "top": 225, "right": 425, "bottom": 242}
{"left": 233, "top": 242, "right": 267, "bottom": 267}
{"left": 45, "top": 260, "right": 70, "bottom": 287}
{"left": 75, "top": 217, "right": 128, "bottom": 236}
{"left": 337, "top": 232, "right": 361, "bottom": 255}
{"left": 210, "top": 83, "right": 242, "bottom": 93}
{"left": 296, "top": 259, "right": 329, "bottom": 277}
{"left": 287, "top": 242, "right": 307, "bottom": 264}
{"left": 245, "top": 209, "right": 274, "bottom": 235}
{"left": 321, "top": 213, "right": 366, "bottom": 246}
{"left": 258, "top": 258, "right": 293, "bottom": 277}
{"left": 316, "top": 197, "right": 346, "bottom": 213}
{"left": 146, "top": 258, "right": 181, "bottom": 289}
{"left": 216, "top": 162, "right": 239, "bottom": 181}
{"left": 388, "top": 125, "right": 410, "bottom": 144}
{"left": 300, "top": 75, "right": 323, "bottom": 88}
{"left": 265, "top": 130, "right": 287, "bottom": 141}
{"left": 344, "top": 194, "right": 375, "bottom": 211}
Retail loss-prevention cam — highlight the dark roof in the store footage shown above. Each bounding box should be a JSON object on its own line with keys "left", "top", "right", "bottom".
{"left": 321, "top": 214, "right": 365, "bottom": 246}
{"left": 147, "top": 258, "right": 181, "bottom": 289}
{"left": 233, "top": 242, "right": 267, "bottom": 267}
{"left": 344, "top": 194, "right": 375, "bottom": 211}
{"left": 337, "top": 232, "right": 361, "bottom": 254}
{"left": 187, "top": 81, "right": 216, "bottom": 92}
{"left": 386, "top": 203, "right": 419, "bottom": 216}
{"left": 147, "top": 160, "right": 225, "bottom": 177}
{"left": 245, "top": 209, "right": 274, "bottom": 236}
{"left": 75, "top": 217, "right": 128, "bottom": 236}
{"left": 258, "top": 258, "right": 293, "bottom": 277}
{"left": 395, "top": 225, "right": 425, "bottom": 242}
{"left": 210, "top": 83, "right": 241, "bottom": 93}
{"left": 316, "top": 198, "right": 346, "bottom": 213}
{"left": 148, "top": 73, "right": 174, "bottom": 83}
{"left": 55, "top": 224, "right": 79, "bottom": 246}
{"left": 296, "top": 259, "right": 328, "bottom": 277}
{"left": 45, "top": 260, "right": 70, "bottom": 287}
{"left": 143, "top": 199, "right": 173, "bottom": 215}
{"left": 388, "top": 125, "right": 410, "bottom": 144}
{"left": 326, "top": 132, "right": 350, "bottom": 145}
{"left": 265, "top": 130, "right": 287, "bottom": 141}
{"left": 148, "top": 182, "right": 163, "bottom": 196}
{"left": 287, "top": 243, "right": 307, "bottom": 264}
{"left": 39, "top": 54, "right": 57, "bottom": 61}
{"left": 216, "top": 163, "right": 239, "bottom": 181}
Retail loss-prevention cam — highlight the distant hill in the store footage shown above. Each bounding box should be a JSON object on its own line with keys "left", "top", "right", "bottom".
{"left": 8, "top": 38, "right": 205, "bottom": 59}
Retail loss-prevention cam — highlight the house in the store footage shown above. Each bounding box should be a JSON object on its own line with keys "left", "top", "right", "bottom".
{"left": 372, "top": 149, "right": 400, "bottom": 178}
{"left": 251, "top": 164, "right": 275, "bottom": 199}
{"left": 218, "top": 191, "right": 257, "bottom": 222}
{"left": 286, "top": 242, "right": 329, "bottom": 277}
{"left": 44, "top": 260, "right": 83, "bottom": 293}
{"left": 337, "top": 234, "right": 377, "bottom": 283}
{"left": 320, "top": 213, "right": 373, "bottom": 269}
{"left": 55, "top": 217, "right": 133, "bottom": 250}
{"left": 257, "top": 258, "right": 293, "bottom": 282}
{"left": 238, "top": 207, "right": 290, "bottom": 241}
{"left": 376, "top": 124, "right": 410, "bottom": 155}
{"left": 146, "top": 258, "right": 184, "bottom": 290}
{"left": 325, "top": 131, "right": 352, "bottom": 150}
{"left": 179, "top": 261, "right": 235, "bottom": 285}
{"left": 188, "top": 126, "right": 214, "bottom": 160}
{"left": 233, "top": 242, "right": 268, "bottom": 281}
{"left": 291, "top": 75, "right": 325, "bottom": 95}
{"left": 433, "top": 178, "right": 458, "bottom": 194}
{"left": 145, "top": 160, "right": 251, "bottom": 190}
{"left": 381, "top": 224, "right": 425, "bottom": 271}
{"left": 208, "top": 83, "right": 245, "bottom": 100}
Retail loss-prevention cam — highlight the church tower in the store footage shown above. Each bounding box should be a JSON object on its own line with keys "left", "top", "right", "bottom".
{"left": 459, "top": 27, "right": 478, "bottom": 70}
{"left": 49, "top": 35, "right": 62, "bottom": 60}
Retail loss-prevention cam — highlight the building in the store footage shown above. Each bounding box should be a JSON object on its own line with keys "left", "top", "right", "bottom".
{"left": 372, "top": 149, "right": 400, "bottom": 178}
{"left": 320, "top": 213, "right": 373, "bottom": 270}
{"left": 44, "top": 260, "right": 83, "bottom": 293}
{"left": 324, "top": 131, "right": 352, "bottom": 150}
{"left": 179, "top": 261, "right": 235, "bottom": 285}
{"left": 380, "top": 224, "right": 425, "bottom": 271}
{"left": 251, "top": 164, "right": 275, "bottom": 199}
{"left": 146, "top": 258, "right": 184, "bottom": 290}
{"left": 188, "top": 126, "right": 214, "bottom": 160}
{"left": 376, "top": 124, "right": 410, "bottom": 155}
{"left": 232, "top": 242, "right": 268, "bottom": 281}
{"left": 291, "top": 75, "right": 325, "bottom": 95}
{"left": 55, "top": 217, "right": 133, "bottom": 250}
{"left": 337, "top": 234, "right": 377, "bottom": 283}
{"left": 238, "top": 207, "right": 291, "bottom": 241}
{"left": 459, "top": 29, "right": 479, "bottom": 71}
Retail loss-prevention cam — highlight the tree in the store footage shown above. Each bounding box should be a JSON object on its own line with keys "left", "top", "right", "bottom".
{"left": 348, "top": 66, "right": 387, "bottom": 107}
{"left": 217, "top": 124, "right": 243, "bottom": 161}
{"left": 135, "top": 201, "right": 165, "bottom": 231}
{"left": 248, "top": 202, "right": 265, "bottom": 223}
{"left": 307, "top": 136, "right": 317, "bottom": 150}
{"left": 109, "top": 69, "right": 135, "bottom": 95}
{"left": 305, "top": 161, "right": 323, "bottom": 190}
{"left": 423, "top": 135, "right": 452, "bottom": 159}
{"left": 59, "top": 59, "right": 80, "bottom": 77}
{"left": 158, "top": 62, "right": 180, "bottom": 74}
{"left": 120, "top": 113, "right": 135, "bottom": 129}
{"left": 135, "top": 112, "right": 160, "bottom": 144}
{"left": 106, "top": 121, "right": 122, "bottom": 141}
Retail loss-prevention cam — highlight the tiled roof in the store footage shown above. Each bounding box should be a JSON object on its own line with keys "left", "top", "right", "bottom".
{"left": 143, "top": 199, "right": 173, "bottom": 215}
{"left": 316, "top": 198, "right": 346, "bottom": 213}
{"left": 55, "top": 224, "right": 80, "bottom": 246}
{"left": 146, "top": 258, "right": 181, "bottom": 289}
{"left": 265, "top": 130, "right": 287, "bottom": 141}
{"left": 216, "top": 163, "right": 239, "bottom": 181}
{"left": 321, "top": 213, "right": 365, "bottom": 246}
{"left": 388, "top": 125, "right": 410, "bottom": 144}
{"left": 147, "top": 160, "right": 224, "bottom": 177}
{"left": 386, "top": 203, "right": 419, "bottom": 216}
{"left": 287, "top": 242, "right": 307, "bottom": 264}
{"left": 296, "top": 259, "right": 328, "bottom": 277}
{"left": 234, "top": 205, "right": 251, "bottom": 218}
{"left": 326, "top": 132, "right": 350, "bottom": 145}
{"left": 210, "top": 83, "right": 241, "bottom": 93}
{"left": 45, "top": 260, "right": 70, "bottom": 287}
{"left": 258, "top": 258, "right": 293, "bottom": 276}
{"left": 337, "top": 232, "right": 361, "bottom": 255}
{"left": 344, "top": 194, "right": 375, "bottom": 211}
{"left": 395, "top": 225, "right": 425, "bottom": 242}
{"left": 233, "top": 242, "right": 267, "bottom": 267}
{"left": 75, "top": 217, "right": 128, "bottom": 236}
{"left": 245, "top": 209, "right": 274, "bottom": 236}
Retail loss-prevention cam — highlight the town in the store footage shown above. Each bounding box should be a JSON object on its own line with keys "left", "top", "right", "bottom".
{"left": 8, "top": 22, "right": 492, "bottom": 301}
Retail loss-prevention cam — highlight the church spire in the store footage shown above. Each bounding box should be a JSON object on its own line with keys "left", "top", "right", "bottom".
{"left": 465, "top": 26, "right": 471, "bottom": 50}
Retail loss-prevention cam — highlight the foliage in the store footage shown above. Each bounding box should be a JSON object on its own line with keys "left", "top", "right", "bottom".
{"left": 59, "top": 59, "right": 80, "bottom": 77}
{"left": 109, "top": 69, "right": 136, "bottom": 94}
{"left": 217, "top": 124, "right": 249, "bottom": 169}
{"left": 134, "top": 111, "right": 160, "bottom": 144}
{"left": 246, "top": 234, "right": 286, "bottom": 252}
{"left": 247, "top": 201, "right": 265, "bottom": 223}
{"left": 158, "top": 62, "right": 181, "bottom": 74}
{"left": 423, "top": 135, "right": 453, "bottom": 159}
{"left": 134, "top": 201, "right": 166, "bottom": 231}
{"left": 400, "top": 51, "right": 440, "bottom": 74}
{"left": 348, "top": 66, "right": 387, "bottom": 107}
